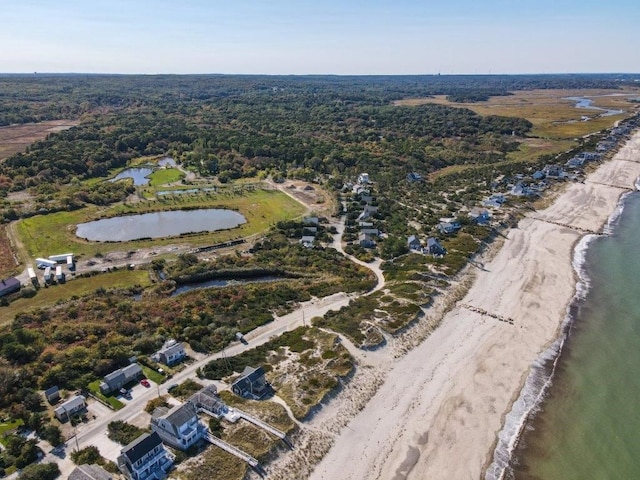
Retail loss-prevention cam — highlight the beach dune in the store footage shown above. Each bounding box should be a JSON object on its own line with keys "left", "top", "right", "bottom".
{"left": 309, "top": 132, "right": 640, "bottom": 480}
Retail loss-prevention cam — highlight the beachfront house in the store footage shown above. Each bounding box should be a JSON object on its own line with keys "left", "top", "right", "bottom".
{"left": 437, "top": 220, "right": 461, "bottom": 235}
{"left": 69, "top": 464, "right": 113, "bottom": 480}
{"left": 426, "top": 238, "right": 446, "bottom": 257}
{"left": 100, "top": 364, "right": 143, "bottom": 395}
{"left": 469, "top": 208, "right": 491, "bottom": 225}
{"left": 407, "top": 235, "right": 422, "bottom": 251}
{"left": 117, "top": 432, "right": 174, "bottom": 480}
{"left": 482, "top": 194, "right": 506, "bottom": 208}
{"left": 231, "top": 366, "right": 270, "bottom": 400}
{"left": 150, "top": 402, "right": 207, "bottom": 450}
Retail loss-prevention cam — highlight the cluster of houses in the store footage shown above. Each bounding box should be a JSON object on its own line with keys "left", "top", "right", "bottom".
{"left": 351, "top": 173, "right": 382, "bottom": 249}
{"left": 116, "top": 376, "right": 272, "bottom": 480}
{"left": 299, "top": 216, "right": 320, "bottom": 248}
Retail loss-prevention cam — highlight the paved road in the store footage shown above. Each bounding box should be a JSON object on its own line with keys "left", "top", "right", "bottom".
{"left": 37, "top": 194, "right": 387, "bottom": 475}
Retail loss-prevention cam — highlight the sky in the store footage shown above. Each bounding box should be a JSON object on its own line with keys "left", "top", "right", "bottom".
{"left": 1, "top": 0, "right": 639, "bottom": 75}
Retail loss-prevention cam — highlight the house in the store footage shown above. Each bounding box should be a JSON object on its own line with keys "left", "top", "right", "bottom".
{"left": 357, "top": 173, "right": 370, "bottom": 184}
{"left": 151, "top": 402, "right": 207, "bottom": 451}
{"left": 359, "top": 233, "right": 377, "bottom": 249}
{"left": 0, "top": 277, "right": 20, "bottom": 298}
{"left": 406, "top": 172, "right": 423, "bottom": 182}
{"left": 303, "top": 216, "right": 319, "bottom": 226}
{"left": 303, "top": 226, "right": 318, "bottom": 235}
{"left": 426, "top": 238, "right": 446, "bottom": 256}
{"left": 360, "top": 194, "right": 374, "bottom": 204}
{"left": 69, "top": 464, "right": 113, "bottom": 480}
{"left": 117, "top": 432, "right": 173, "bottom": 480}
{"left": 361, "top": 228, "right": 379, "bottom": 237}
{"left": 299, "top": 236, "right": 315, "bottom": 248}
{"left": 100, "top": 364, "right": 143, "bottom": 395}
{"left": 231, "top": 366, "right": 270, "bottom": 400}
{"left": 437, "top": 220, "right": 461, "bottom": 235}
{"left": 54, "top": 395, "right": 86, "bottom": 422}
{"left": 469, "top": 208, "right": 491, "bottom": 225}
{"left": 482, "top": 194, "right": 506, "bottom": 208}
{"left": 532, "top": 170, "right": 545, "bottom": 180}
{"left": 189, "top": 385, "right": 228, "bottom": 418}
{"left": 357, "top": 205, "right": 378, "bottom": 221}
{"left": 542, "top": 164, "right": 564, "bottom": 179}
{"left": 565, "top": 157, "right": 585, "bottom": 169}
{"left": 152, "top": 339, "right": 186, "bottom": 367}
{"left": 407, "top": 235, "right": 422, "bottom": 251}
{"left": 44, "top": 386, "right": 60, "bottom": 404}
{"left": 510, "top": 182, "right": 535, "bottom": 197}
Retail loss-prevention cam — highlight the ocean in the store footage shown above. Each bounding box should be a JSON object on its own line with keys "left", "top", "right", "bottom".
{"left": 504, "top": 190, "right": 640, "bottom": 479}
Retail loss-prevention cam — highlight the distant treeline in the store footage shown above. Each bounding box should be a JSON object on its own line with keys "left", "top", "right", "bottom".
{"left": 0, "top": 73, "right": 635, "bottom": 126}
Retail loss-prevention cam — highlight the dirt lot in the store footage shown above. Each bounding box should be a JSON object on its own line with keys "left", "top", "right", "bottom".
{"left": 0, "top": 119, "right": 78, "bottom": 161}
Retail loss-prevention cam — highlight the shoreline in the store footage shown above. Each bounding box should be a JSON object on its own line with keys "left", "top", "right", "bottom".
{"left": 488, "top": 176, "right": 640, "bottom": 479}
{"left": 303, "top": 130, "right": 640, "bottom": 480}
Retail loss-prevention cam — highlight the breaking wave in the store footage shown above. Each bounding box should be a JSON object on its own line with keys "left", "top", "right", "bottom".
{"left": 484, "top": 178, "right": 637, "bottom": 480}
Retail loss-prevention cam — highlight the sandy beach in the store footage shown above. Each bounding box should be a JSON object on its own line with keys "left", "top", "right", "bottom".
{"left": 302, "top": 131, "right": 640, "bottom": 480}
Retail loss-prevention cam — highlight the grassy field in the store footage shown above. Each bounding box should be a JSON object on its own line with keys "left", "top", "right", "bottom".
{"left": 0, "top": 269, "right": 150, "bottom": 323}
{"left": 15, "top": 188, "right": 306, "bottom": 259}
{"left": 148, "top": 168, "right": 184, "bottom": 186}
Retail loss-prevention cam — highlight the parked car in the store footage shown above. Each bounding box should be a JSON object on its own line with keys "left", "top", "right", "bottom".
{"left": 140, "top": 379, "right": 150, "bottom": 388}
{"left": 166, "top": 383, "right": 179, "bottom": 392}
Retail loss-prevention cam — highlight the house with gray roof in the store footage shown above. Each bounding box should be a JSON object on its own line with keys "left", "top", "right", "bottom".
{"left": 0, "top": 277, "right": 20, "bottom": 298}
{"left": 117, "top": 432, "right": 173, "bottom": 480}
{"left": 44, "top": 386, "right": 60, "bottom": 404}
{"left": 152, "top": 339, "right": 186, "bottom": 367}
{"left": 469, "top": 208, "right": 491, "bottom": 225}
{"left": 231, "top": 366, "right": 270, "bottom": 400}
{"left": 100, "top": 364, "right": 143, "bottom": 395}
{"left": 426, "top": 238, "right": 446, "bottom": 257}
{"left": 407, "top": 235, "right": 422, "bottom": 251}
{"left": 151, "top": 402, "right": 206, "bottom": 451}
{"left": 69, "top": 464, "right": 113, "bottom": 480}
{"left": 54, "top": 395, "right": 86, "bottom": 422}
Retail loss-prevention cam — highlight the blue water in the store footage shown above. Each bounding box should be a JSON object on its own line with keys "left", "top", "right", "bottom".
{"left": 75, "top": 208, "right": 246, "bottom": 241}
{"left": 109, "top": 167, "right": 153, "bottom": 185}
{"left": 509, "top": 192, "right": 640, "bottom": 479}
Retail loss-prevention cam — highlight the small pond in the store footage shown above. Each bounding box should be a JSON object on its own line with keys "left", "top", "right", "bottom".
{"left": 109, "top": 167, "right": 153, "bottom": 186}
{"left": 76, "top": 209, "right": 246, "bottom": 242}
{"left": 172, "top": 275, "right": 283, "bottom": 296}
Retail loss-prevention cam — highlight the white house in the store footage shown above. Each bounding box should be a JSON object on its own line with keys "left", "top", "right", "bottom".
{"left": 152, "top": 339, "right": 186, "bottom": 367}
{"left": 357, "top": 173, "right": 370, "bottom": 184}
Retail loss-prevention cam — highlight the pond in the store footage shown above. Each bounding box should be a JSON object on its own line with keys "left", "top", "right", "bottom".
{"left": 109, "top": 167, "right": 153, "bottom": 186}
{"left": 172, "top": 275, "right": 283, "bottom": 296}
{"left": 76, "top": 209, "right": 247, "bottom": 242}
